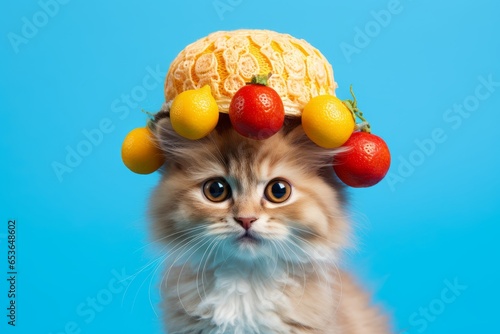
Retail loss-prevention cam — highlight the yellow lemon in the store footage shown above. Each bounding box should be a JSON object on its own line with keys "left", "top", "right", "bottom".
{"left": 302, "top": 95, "right": 355, "bottom": 149}
{"left": 170, "top": 85, "right": 219, "bottom": 140}
{"left": 121, "top": 127, "right": 165, "bottom": 174}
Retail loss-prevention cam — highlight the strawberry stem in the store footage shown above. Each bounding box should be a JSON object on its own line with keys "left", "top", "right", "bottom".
{"left": 250, "top": 73, "right": 272, "bottom": 86}
{"left": 343, "top": 85, "right": 371, "bottom": 133}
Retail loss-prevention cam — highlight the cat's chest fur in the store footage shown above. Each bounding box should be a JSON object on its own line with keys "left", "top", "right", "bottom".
{"left": 168, "top": 263, "right": 295, "bottom": 334}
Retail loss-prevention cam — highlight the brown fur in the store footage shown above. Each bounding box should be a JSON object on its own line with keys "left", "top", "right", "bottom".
{"left": 149, "top": 114, "right": 390, "bottom": 333}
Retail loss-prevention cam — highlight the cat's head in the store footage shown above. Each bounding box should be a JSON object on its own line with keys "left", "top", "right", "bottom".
{"left": 149, "top": 114, "right": 350, "bottom": 266}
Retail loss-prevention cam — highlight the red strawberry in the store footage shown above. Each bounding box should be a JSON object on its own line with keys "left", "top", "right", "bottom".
{"left": 229, "top": 74, "right": 285, "bottom": 140}
{"left": 333, "top": 131, "right": 391, "bottom": 188}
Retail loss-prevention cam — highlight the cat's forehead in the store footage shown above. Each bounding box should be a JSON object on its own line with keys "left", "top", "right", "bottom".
{"left": 159, "top": 118, "right": 334, "bottom": 187}
{"left": 219, "top": 136, "right": 297, "bottom": 187}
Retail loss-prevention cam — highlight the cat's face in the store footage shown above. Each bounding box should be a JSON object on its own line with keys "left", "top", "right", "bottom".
{"left": 150, "top": 115, "right": 350, "bottom": 266}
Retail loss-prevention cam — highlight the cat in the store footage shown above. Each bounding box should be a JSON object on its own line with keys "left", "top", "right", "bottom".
{"left": 149, "top": 113, "right": 389, "bottom": 334}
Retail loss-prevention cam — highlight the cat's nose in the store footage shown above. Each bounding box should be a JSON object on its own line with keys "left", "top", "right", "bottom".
{"left": 234, "top": 217, "right": 257, "bottom": 230}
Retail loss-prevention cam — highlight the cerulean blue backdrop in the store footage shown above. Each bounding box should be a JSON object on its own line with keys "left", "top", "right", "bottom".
{"left": 1, "top": 0, "right": 498, "bottom": 333}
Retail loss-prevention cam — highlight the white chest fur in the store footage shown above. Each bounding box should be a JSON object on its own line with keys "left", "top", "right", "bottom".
{"left": 187, "top": 263, "right": 293, "bottom": 334}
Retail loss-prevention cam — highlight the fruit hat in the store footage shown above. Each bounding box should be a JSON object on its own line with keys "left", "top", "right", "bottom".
{"left": 121, "top": 29, "right": 391, "bottom": 187}
{"left": 163, "top": 29, "right": 337, "bottom": 117}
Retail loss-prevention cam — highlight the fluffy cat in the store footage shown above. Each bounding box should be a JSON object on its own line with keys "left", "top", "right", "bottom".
{"left": 149, "top": 113, "right": 389, "bottom": 333}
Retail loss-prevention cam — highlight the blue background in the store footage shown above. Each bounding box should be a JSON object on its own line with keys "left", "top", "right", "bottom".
{"left": 2, "top": 0, "right": 499, "bottom": 333}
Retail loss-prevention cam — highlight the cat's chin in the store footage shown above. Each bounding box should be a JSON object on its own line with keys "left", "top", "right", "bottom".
{"left": 229, "top": 233, "right": 269, "bottom": 261}
{"left": 236, "top": 230, "right": 260, "bottom": 243}
{"left": 237, "top": 235, "right": 259, "bottom": 246}
{"left": 235, "top": 235, "right": 260, "bottom": 248}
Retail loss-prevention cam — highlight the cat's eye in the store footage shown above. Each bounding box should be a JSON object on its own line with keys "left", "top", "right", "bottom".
{"left": 264, "top": 179, "right": 292, "bottom": 203}
{"left": 203, "top": 178, "right": 231, "bottom": 202}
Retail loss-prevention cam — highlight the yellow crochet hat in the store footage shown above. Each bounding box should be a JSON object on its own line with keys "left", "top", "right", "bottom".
{"left": 164, "top": 29, "right": 338, "bottom": 117}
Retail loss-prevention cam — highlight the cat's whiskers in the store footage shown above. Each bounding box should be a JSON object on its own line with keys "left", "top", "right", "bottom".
{"left": 159, "top": 231, "right": 207, "bottom": 290}
{"left": 331, "top": 260, "right": 344, "bottom": 317}
{"left": 288, "top": 225, "right": 332, "bottom": 243}
{"left": 288, "top": 232, "right": 334, "bottom": 269}
{"left": 202, "top": 239, "right": 224, "bottom": 299}
{"left": 265, "top": 240, "right": 282, "bottom": 279}
{"left": 176, "top": 237, "right": 214, "bottom": 315}
{"left": 125, "top": 231, "right": 205, "bottom": 317}
{"left": 122, "top": 226, "right": 207, "bottom": 309}
{"left": 122, "top": 252, "right": 167, "bottom": 312}
{"left": 206, "top": 222, "right": 237, "bottom": 237}
{"left": 287, "top": 235, "right": 332, "bottom": 288}
{"left": 196, "top": 237, "right": 220, "bottom": 301}
{"left": 279, "top": 239, "right": 309, "bottom": 306}
{"left": 152, "top": 232, "right": 209, "bottom": 316}
{"left": 286, "top": 238, "right": 337, "bottom": 313}
{"left": 138, "top": 225, "right": 207, "bottom": 252}
{"left": 280, "top": 238, "right": 303, "bottom": 277}
{"left": 269, "top": 239, "right": 294, "bottom": 297}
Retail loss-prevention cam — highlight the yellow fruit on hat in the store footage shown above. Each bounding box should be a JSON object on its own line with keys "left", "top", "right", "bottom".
{"left": 169, "top": 85, "right": 219, "bottom": 140}
{"left": 121, "top": 127, "right": 165, "bottom": 174}
{"left": 302, "top": 95, "right": 355, "bottom": 149}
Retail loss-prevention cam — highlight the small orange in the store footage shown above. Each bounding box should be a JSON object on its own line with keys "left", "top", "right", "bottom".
{"left": 121, "top": 126, "right": 165, "bottom": 174}
{"left": 302, "top": 95, "right": 355, "bottom": 149}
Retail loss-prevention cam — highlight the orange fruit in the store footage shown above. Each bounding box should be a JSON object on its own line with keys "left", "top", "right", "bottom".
{"left": 302, "top": 95, "right": 355, "bottom": 149}
{"left": 121, "top": 127, "right": 165, "bottom": 174}
{"left": 170, "top": 85, "right": 219, "bottom": 140}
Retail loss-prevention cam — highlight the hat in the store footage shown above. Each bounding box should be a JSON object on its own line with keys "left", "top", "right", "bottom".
{"left": 163, "top": 29, "right": 337, "bottom": 117}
